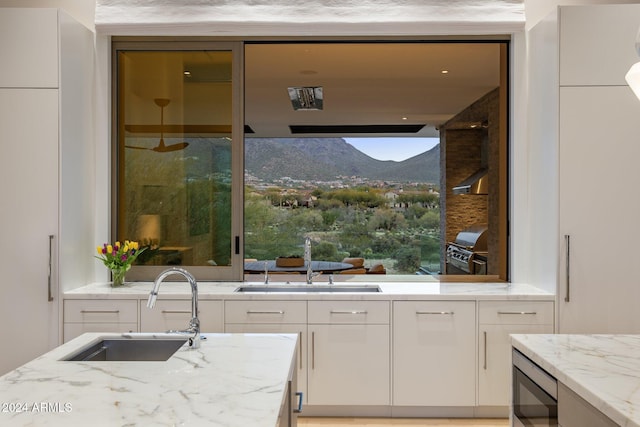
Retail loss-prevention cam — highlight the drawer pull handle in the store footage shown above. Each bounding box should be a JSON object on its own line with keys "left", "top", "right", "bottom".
{"left": 246, "top": 310, "right": 285, "bottom": 315}
{"left": 47, "top": 235, "right": 54, "bottom": 302}
{"left": 161, "top": 310, "right": 191, "bottom": 314}
{"left": 497, "top": 311, "right": 537, "bottom": 315}
{"left": 299, "top": 332, "right": 303, "bottom": 370}
{"left": 330, "top": 310, "right": 367, "bottom": 315}
{"left": 294, "top": 391, "right": 304, "bottom": 413}
{"left": 416, "top": 311, "right": 454, "bottom": 315}
{"left": 483, "top": 331, "right": 488, "bottom": 370}
{"left": 80, "top": 310, "right": 120, "bottom": 314}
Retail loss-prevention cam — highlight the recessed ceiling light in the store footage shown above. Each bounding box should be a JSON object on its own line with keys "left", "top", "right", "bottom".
{"left": 441, "top": 70, "right": 449, "bottom": 74}
{"left": 402, "top": 117, "right": 408, "bottom": 120}
{"left": 184, "top": 70, "right": 192, "bottom": 77}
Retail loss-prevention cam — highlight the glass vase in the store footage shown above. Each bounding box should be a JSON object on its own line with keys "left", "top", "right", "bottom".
{"left": 110, "top": 267, "right": 127, "bottom": 287}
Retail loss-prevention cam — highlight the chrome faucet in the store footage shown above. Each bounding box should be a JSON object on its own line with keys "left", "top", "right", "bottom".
{"left": 304, "top": 237, "right": 321, "bottom": 284}
{"left": 147, "top": 267, "right": 201, "bottom": 349}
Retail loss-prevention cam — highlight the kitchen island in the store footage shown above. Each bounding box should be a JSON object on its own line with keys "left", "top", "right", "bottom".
{"left": 0, "top": 332, "right": 298, "bottom": 426}
{"left": 512, "top": 334, "right": 640, "bottom": 427}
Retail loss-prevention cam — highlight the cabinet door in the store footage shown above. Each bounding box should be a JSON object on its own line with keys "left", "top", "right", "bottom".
{"left": 559, "top": 5, "right": 640, "bottom": 87}
{"left": 140, "top": 300, "right": 223, "bottom": 333}
{"left": 478, "top": 323, "right": 551, "bottom": 406}
{"left": 0, "top": 89, "right": 59, "bottom": 375}
{"left": 559, "top": 86, "right": 640, "bottom": 333}
{"left": 225, "top": 323, "right": 307, "bottom": 404}
{"left": 0, "top": 9, "right": 59, "bottom": 87}
{"left": 307, "top": 324, "right": 390, "bottom": 406}
{"left": 393, "top": 301, "right": 476, "bottom": 406}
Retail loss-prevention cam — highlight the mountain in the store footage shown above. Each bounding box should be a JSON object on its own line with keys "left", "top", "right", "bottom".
{"left": 245, "top": 138, "right": 439, "bottom": 183}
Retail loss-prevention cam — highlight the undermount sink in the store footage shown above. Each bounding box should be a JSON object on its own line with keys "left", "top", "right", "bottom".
{"left": 234, "top": 284, "right": 382, "bottom": 293}
{"left": 62, "top": 335, "right": 188, "bottom": 362}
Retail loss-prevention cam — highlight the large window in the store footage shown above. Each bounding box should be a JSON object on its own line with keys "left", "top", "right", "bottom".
{"left": 113, "top": 39, "right": 508, "bottom": 281}
{"left": 243, "top": 42, "right": 508, "bottom": 279}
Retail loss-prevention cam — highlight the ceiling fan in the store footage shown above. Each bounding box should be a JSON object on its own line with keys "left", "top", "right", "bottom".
{"left": 126, "top": 98, "right": 189, "bottom": 152}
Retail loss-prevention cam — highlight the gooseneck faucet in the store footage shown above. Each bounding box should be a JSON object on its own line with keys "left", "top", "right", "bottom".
{"left": 304, "top": 237, "right": 320, "bottom": 284}
{"left": 147, "top": 267, "right": 200, "bottom": 349}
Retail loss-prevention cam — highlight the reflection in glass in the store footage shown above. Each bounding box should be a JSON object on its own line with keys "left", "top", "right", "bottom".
{"left": 117, "top": 50, "right": 233, "bottom": 267}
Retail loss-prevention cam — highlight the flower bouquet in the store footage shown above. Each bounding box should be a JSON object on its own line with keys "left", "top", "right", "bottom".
{"left": 96, "top": 240, "right": 146, "bottom": 287}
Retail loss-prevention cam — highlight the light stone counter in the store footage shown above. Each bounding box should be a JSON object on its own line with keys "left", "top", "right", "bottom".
{"left": 0, "top": 332, "right": 297, "bottom": 427}
{"left": 64, "top": 281, "right": 554, "bottom": 301}
{"left": 511, "top": 334, "right": 640, "bottom": 427}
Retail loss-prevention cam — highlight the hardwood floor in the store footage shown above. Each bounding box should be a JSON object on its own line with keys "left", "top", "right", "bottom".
{"left": 298, "top": 417, "right": 509, "bottom": 427}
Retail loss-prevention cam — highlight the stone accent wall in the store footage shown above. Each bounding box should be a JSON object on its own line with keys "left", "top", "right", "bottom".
{"left": 440, "top": 88, "right": 500, "bottom": 275}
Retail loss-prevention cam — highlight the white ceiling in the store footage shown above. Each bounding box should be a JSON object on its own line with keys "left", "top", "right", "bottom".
{"left": 244, "top": 42, "right": 503, "bottom": 138}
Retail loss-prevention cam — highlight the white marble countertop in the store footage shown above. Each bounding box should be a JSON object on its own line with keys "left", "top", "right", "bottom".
{"left": 511, "top": 334, "right": 640, "bottom": 427}
{"left": 0, "top": 332, "right": 297, "bottom": 426}
{"left": 64, "top": 280, "right": 554, "bottom": 301}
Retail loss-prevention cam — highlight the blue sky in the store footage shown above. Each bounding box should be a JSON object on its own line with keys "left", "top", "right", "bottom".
{"left": 344, "top": 137, "right": 439, "bottom": 162}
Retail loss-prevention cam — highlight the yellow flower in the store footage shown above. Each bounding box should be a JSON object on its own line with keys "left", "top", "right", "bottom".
{"left": 107, "top": 244, "right": 113, "bottom": 254}
{"left": 123, "top": 244, "right": 129, "bottom": 253}
{"left": 96, "top": 246, "right": 102, "bottom": 255}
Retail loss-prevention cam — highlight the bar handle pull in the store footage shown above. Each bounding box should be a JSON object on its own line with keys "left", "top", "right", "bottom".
{"left": 330, "top": 310, "right": 367, "bottom": 315}
{"left": 48, "top": 234, "right": 54, "bottom": 302}
{"left": 483, "top": 331, "right": 487, "bottom": 370}
{"left": 298, "top": 332, "right": 303, "bottom": 370}
{"left": 161, "top": 310, "right": 191, "bottom": 314}
{"left": 416, "top": 311, "right": 454, "bottom": 315}
{"left": 246, "top": 310, "right": 285, "bottom": 315}
{"left": 311, "top": 331, "right": 315, "bottom": 370}
{"left": 497, "top": 311, "right": 537, "bottom": 315}
{"left": 565, "top": 234, "right": 571, "bottom": 302}
{"left": 80, "top": 310, "right": 120, "bottom": 314}
{"left": 294, "top": 391, "right": 304, "bottom": 413}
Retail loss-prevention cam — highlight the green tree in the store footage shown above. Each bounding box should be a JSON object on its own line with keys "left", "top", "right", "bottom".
{"left": 394, "top": 246, "right": 421, "bottom": 273}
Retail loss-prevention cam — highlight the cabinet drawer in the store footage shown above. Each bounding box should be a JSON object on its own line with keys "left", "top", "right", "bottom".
{"left": 479, "top": 301, "right": 554, "bottom": 325}
{"left": 64, "top": 299, "right": 138, "bottom": 323}
{"left": 63, "top": 322, "right": 137, "bottom": 342}
{"left": 225, "top": 300, "right": 306, "bottom": 324}
{"left": 308, "top": 301, "right": 389, "bottom": 324}
{"left": 141, "top": 300, "right": 223, "bottom": 333}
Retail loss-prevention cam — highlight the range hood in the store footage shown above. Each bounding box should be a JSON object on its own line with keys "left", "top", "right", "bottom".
{"left": 452, "top": 167, "right": 488, "bottom": 195}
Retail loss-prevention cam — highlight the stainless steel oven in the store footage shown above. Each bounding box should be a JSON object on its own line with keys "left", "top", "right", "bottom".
{"left": 512, "top": 349, "right": 558, "bottom": 427}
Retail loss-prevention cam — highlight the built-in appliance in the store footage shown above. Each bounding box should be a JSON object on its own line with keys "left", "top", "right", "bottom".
{"left": 445, "top": 223, "right": 488, "bottom": 274}
{"left": 512, "top": 348, "right": 558, "bottom": 427}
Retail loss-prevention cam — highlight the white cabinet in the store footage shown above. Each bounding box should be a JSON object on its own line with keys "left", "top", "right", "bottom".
{"left": 558, "top": 86, "right": 640, "bottom": 333}
{"left": 0, "top": 9, "right": 59, "bottom": 87}
{"left": 63, "top": 300, "right": 138, "bottom": 342}
{"left": 556, "top": 5, "right": 640, "bottom": 334}
{"left": 141, "top": 300, "right": 223, "bottom": 332}
{"left": 558, "top": 382, "right": 617, "bottom": 427}
{"left": 225, "top": 300, "right": 307, "bottom": 404}
{"left": 0, "top": 8, "right": 93, "bottom": 375}
{"left": 478, "top": 301, "right": 554, "bottom": 406}
{"left": 558, "top": 5, "right": 640, "bottom": 87}
{"left": 393, "top": 301, "right": 475, "bottom": 406}
{"left": 307, "top": 301, "right": 390, "bottom": 406}
{"left": 528, "top": 4, "right": 640, "bottom": 333}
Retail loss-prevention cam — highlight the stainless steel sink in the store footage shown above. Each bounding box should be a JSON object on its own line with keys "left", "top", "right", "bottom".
{"left": 234, "top": 285, "right": 382, "bottom": 293}
{"left": 62, "top": 336, "right": 188, "bottom": 362}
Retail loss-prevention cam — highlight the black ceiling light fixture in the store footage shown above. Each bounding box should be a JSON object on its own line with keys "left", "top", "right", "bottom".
{"left": 288, "top": 86, "right": 323, "bottom": 110}
{"left": 126, "top": 98, "right": 189, "bottom": 153}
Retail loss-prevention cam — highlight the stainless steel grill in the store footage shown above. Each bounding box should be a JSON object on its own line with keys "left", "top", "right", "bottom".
{"left": 446, "top": 224, "right": 488, "bottom": 274}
